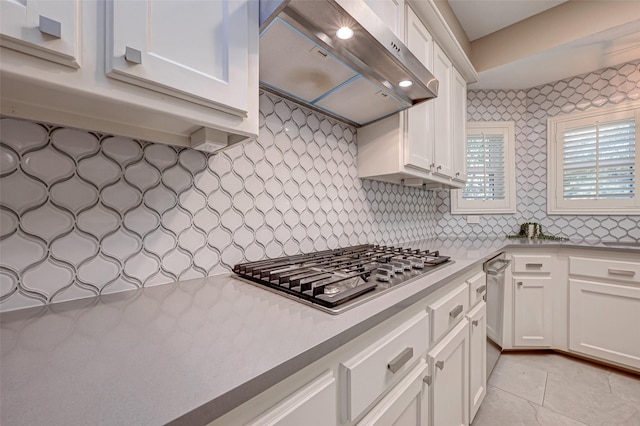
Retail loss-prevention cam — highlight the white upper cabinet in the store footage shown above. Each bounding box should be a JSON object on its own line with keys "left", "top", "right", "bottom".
{"left": 404, "top": 6, "right": 434, "bottom": 172}
{"left": 452, "top": 67, "right": 467, "bottom": 182}
{"left": 1, "top": 0, "right": 258, "bottom": 149}
{"left": 432, "top": 42, "right": 453, "bottom": 179}
{"left": 364, "top": 0, "right": 405, "bottom": 37}
{"left": 106, "top": 0, "right": 249, "bottom": 116}
{"left": 0, "top": 0, "right": 81, "bottom": 67}
{"left": 357, "top": 5, "right": 472, "bottom": 190}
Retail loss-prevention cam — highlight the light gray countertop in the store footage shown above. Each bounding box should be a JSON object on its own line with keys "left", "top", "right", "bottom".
{"left": 1, "top": 237, "right": 638, "bottom": 425}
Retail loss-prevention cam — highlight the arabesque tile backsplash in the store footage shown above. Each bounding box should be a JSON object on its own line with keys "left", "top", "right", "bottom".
{"left": 2, "top": 61, "right": 640, "bottom": 312}
{"left": 436, "top": 60, "right": 640, "bottom": 241}
{"left": 0, "top": 92, "right": 438, "bottom": 311}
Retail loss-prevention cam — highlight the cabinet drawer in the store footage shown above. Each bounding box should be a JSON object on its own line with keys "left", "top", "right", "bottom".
{"left": 428, "top": 282, "right": 469, "bottom": 343}
{"left": 512, "top": 255, "right": 552, "bottom": 273}
{"left": 467, "top": 272, "right": 486, "bottom": 307}
{"left": 569, "top": 256, "right": 640, "bottom": 284}
{"left": 340, "top": 311, "right": 430, "bottom": 422}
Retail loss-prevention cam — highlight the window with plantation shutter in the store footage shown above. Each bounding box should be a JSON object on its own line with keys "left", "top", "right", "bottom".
{"left": 452, "top": 121, "right": 516, "bottom": 214}
{"left": 548, "top": 102, "right": 640, "bottom": 214}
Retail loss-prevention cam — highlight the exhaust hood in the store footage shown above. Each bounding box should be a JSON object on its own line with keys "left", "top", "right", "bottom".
{"left": 259, "top": 0, "right": 439, "bottom": 127}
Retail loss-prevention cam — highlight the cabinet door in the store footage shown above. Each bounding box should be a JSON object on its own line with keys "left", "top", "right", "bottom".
{"left": 569, "top": 279, "right": 640, "bottom": 370}
{"left": 404, "top": 7, "right": 434, "bottom": 172}
{"left": 357, "top": 360, "right": 429, "bottom": 426}
{"left": 466, "top": 302, "right": 486, "bottom": 423}
{"left": 363, "top": 0, "right": 405, "bottom": 38}
{"left": 106, "top": 0, "right": 250, "bottom": 116}
{"left": 451, "top": 67, "right": 467, "bottom": 183}
{"left": 513, "top": 277, "right": 552, "bottom": 347}
{"left": 428, "top": 320, "right": 469, "bottom": 426}
{"left": 248, "top": 372, "right": 336, "bottom": 426}
{"left": 0, "top": 0, "right": 81, "bottom": 67}
{"left": 432, "top": 43, "right": 454, "bottom": 179}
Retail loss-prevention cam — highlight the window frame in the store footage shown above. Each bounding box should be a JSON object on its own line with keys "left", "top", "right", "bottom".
{"left": 452, "top": 121, "right": 516, "bottom": 215}
{"left": 547, "top": 101, "right": 640, "bottom": 215}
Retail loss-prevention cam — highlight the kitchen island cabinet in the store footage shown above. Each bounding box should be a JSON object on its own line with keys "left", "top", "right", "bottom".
{"left": 0, "top": 0, "right": 258, "bottom": 149}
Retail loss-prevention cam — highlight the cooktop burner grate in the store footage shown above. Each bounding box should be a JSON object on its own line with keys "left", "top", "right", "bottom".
{"left": 233, "top": 244, "right": 452, "bottom": 313}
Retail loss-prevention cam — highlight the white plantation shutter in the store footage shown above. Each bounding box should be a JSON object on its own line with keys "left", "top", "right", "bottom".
{"left": 463, "top": 133, "right": 506, "bottom": 201}
{"left": 548, "top": 101, "right": 640, "bottom": 214}
{"left": 452, "top": 121, "right": 516, "bottom": 214}
{"left": 562, "top": 119, "right": 635, "bottom": 200}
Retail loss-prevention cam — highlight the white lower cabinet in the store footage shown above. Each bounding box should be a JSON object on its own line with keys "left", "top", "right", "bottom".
{"left": 247, "top": 371, "right": 336, "bottom": 426}
{"left": 513, "top": 277, "right": 552, "bottom": 347}
{"left": 357, "top": 360, "right": 429, "bottom": 426}
{"left": 428, "top": 320, "right": 470, "bottom": 426}
{"left": 466, "top": 301, "right": 486, "bottom": 423}
{"left": 340, "top": 311, "right": 431, "bottom": 422}
{"left": 569, "top": 279, "right": 640, "bottom": 370}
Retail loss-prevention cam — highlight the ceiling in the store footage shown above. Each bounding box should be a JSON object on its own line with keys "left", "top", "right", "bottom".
{"left": 448, "top": 0, "right": 567, "bottom": 41}
{"left": 446, "top": 0, "right": 640, "bottom": 89}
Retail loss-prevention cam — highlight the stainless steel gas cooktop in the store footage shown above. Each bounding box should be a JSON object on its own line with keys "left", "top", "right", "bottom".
{"left": 233, "top": 244, "right": 454, "bottom": 314}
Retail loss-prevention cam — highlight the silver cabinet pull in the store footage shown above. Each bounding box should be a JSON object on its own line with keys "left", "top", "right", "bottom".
{"left": 476, "top": 285, "right": 486, "bottom": 294}
{"left": 449, "top": 304, "right": 463, "bottom": 318}
{"left": 526, "top": 263, "right": 543, "bottom": 268}
{"left": 125, "top": 47, "right": 142, "bottom": 64}
{"left": 517, "top": 281, "right": 523, "bottom": 287}
{"left": 423, "top": 375, "right": 432, "bottom": 385}
{"left": 455, "top": 172, "right": 460, "bottom": 177}
{"left": 608, "top": 268, "right": 635, "bottom": 277}
{"left": 436, "top": 360, "right": 445, "bottom": 370}
{"left": 472, "top": 320, "right": 479, "bottom": 326}
{"left": 437, "top": 165, "right": 442, "bottom": 171}
{"left": 39, "top": 15, "right": 61, "bottom": 38}
{"left": 387, "top": 347, "right": 413, "bottom": 373}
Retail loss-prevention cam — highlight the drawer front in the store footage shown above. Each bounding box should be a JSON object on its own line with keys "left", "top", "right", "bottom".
{"left": 428, "top": 282, "right": 469, "bottom": 343}
{"left": 512, "top": 255, "right": 552, "bottom": 273}
{"left": 340, "top": 311, "right": 430, "bottom": 422}
{"left": 569, "top": 256, "right": 640, "bottom": 284}
{"left": 467, "top": 272, "right": 486, "bottom": 307}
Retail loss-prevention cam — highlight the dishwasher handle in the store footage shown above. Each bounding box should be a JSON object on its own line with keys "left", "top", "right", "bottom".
{"left": 485, "top": 259, "right": 511, "bottom": 275}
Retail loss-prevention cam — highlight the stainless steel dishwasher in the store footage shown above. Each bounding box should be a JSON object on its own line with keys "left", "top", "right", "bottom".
{"left": 483, "top": 252, "right": 511, "bottom": 377}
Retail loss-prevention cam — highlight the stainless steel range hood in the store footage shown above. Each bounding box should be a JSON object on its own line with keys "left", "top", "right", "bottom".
{"left": 259, "top": 0, "right": 439, "bottom": 127}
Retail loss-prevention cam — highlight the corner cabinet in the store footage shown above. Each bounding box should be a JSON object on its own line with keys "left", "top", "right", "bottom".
{"left": 357, "top": 4, "right": 472, "bottom": 190}
{"left": 1, "top": 0, "right": 258, "bottom": 149}
{"left": 513, "top": 277, "right": 553, "bottom": 347}
{"left": 568, "top": 255, "right": 640, "bottom": 370}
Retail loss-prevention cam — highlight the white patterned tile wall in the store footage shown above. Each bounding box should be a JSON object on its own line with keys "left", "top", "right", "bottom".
{"left": 0, "top": 92, "right": 438, "bottom": 312}
{"left": 436, "top": 60, "right": 640, "bottom": 240}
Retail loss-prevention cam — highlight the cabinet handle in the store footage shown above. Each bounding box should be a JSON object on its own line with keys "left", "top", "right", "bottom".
{"left": 456, "top": 172, "right": 460, "bottom": 177}
{"left": 608, "top": 268, "right": 635, "bottom": 277}
{"left": 39, "top": 15, "right": 61, "bottom": 39}
{"left": 517, "top": 281, "right": 523, "bottom": 287}
{"left": 476, "top": 285, "right": 486, "bottom": 294}
{"left": 423, "top": 375, "right": 432, "bottom": 385}
{"left": 387, "top": 347, "right": 413, "bottom": 373}
{"left": 436, "top": 360, "right": 445, "bottom": 370}
{"left": 449, "top": 304, "right": 463, "bottom": 318}
{"left": 125, "top": 47, "right": 142, "bottom": 64}
{"left": 472, "top": 320, "right": 479, "bottom": 326}
{"left": 437, "top": 165, "right": 442, "bottom": 171}
{"left": 526, "top": 263, "right": 543, "bottom": 268}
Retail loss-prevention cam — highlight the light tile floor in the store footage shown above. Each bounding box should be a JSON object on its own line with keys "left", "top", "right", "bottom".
{"left": 472, "top": 351, "right": 640, "bottom": 426}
